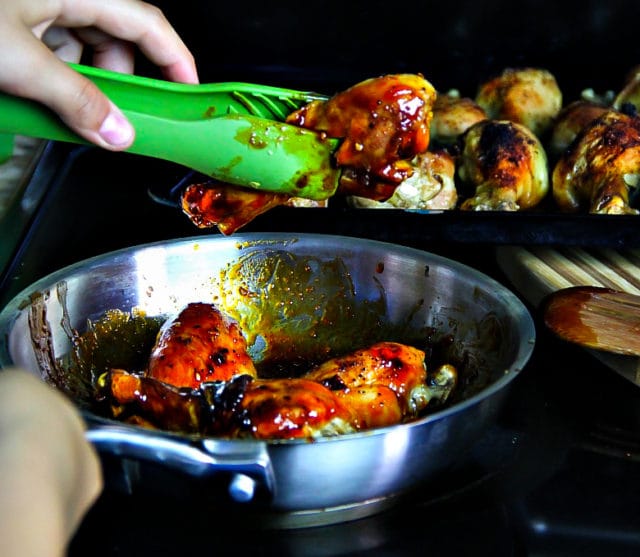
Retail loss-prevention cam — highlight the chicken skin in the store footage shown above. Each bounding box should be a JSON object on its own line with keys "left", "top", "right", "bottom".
{"left": 476, "top": 67, "right": 562, "bottom": 137}
{"left": 458, "top": 120, "right": 549, "bottom": 211}
{"left": 552, "top": 110, "right": 640, "bottom": 214}
{"left": 305, "top": 341, "right": 431, "bottom": 422}
{"left": 430, "top": 90, "right": 488, "bottom": 147}
{"left": 103, "top": 372, "right": 357, "bottom": 439}
{"left": 181, "top": 181, "right": 291, "bottom": 236}
{"left": 548, "top": 99, "right": 609, "bottom": 159}
{"left": 146, "top": 302, "right": 257, "bottom": 389}
{"left": 227, "top": 378, "right": 357, "bottom": 439}
{"left": 102, "top": 370, "right": 205, "bottom": 432}
{"left": 286, "top": 74, "right": 437, "bottom": 200}
{"left": 99, "top": 334, "right": 455, "bottom": 439}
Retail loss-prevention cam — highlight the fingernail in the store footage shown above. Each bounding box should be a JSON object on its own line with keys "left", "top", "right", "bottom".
{"left": 98, "top": 110, "right": 134, "bottom": 147}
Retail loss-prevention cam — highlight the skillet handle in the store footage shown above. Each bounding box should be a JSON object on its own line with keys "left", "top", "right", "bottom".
{"left": 86, "top": 426, "right": 275, "bottom": 503}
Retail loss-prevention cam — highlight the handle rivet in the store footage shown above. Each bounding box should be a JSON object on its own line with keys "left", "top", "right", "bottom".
{"left": 229, "top": 473, "right": 256, "bottom": 502}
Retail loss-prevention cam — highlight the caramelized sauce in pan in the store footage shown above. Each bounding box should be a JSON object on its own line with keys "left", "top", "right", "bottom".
{"left": 29, "top": 249, "right": 491, "bottom": 436}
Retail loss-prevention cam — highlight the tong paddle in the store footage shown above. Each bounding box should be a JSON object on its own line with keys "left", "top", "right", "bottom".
{"left": 0, "top": 63, "right": 339, "bottom": 199}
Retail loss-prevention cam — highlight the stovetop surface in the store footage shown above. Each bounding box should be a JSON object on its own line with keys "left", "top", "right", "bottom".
{"left": 1, "top": 143, "right": 639, "bottom": 556}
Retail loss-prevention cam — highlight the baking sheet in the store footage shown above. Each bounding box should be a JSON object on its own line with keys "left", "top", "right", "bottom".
{"left": 148, "top": 177, "right": 640, "bottom": 248}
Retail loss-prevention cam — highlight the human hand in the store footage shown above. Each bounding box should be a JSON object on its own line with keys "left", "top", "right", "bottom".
{"left": 0, "top": 0, "right": 199, "bottom": 150}
{"left": 0, "top": 369, "right": 103, "bottom": 557}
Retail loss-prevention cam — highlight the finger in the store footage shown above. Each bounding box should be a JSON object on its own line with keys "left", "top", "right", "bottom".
{"left": 41, "top": 26, "right": 84, "bottom": 64}
{"left": 93, "top": 40, "right": 136, "bottom": 75}
{"left": 54, "top": 0, "right": 199, "bottom": 83}
{"left": 71, "top": 27, "right": 136, "bottom": 74}
{"left": 4, "top": 27, "right": 134, "bottom": 150}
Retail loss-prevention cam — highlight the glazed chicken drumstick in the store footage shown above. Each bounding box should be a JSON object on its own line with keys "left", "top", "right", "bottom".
{"left": 99, "top": 304, "right": 457, "bottom": 439}
{"left": 286, "top": 73, "right": 436, "bottom": 200}
{"left": 146, "top": 302, "right": 257, "bottom": 388}
{"left": 180, "top": 74, "right": 437, "bottom": 234}
{"left": 232, "top": 341, "right": 457, "bottom": 437}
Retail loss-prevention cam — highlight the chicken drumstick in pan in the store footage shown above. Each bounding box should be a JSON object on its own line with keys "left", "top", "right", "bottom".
{"left": 99, "top": 304, "right": 457, "bottom": 439}
{"left": 146, "top": 302, "right": 257, "bottom": 388}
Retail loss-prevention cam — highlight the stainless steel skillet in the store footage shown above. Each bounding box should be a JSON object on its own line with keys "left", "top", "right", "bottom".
{"left": 0, "top": 234, "right": 535, "bottom": 527}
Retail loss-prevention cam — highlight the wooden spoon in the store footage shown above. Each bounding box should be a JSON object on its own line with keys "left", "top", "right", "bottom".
{"left": 542, "top": 286, "right": 640, "bottom": 356}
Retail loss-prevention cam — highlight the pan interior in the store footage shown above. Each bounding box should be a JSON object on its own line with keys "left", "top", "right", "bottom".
{"left": 0, "top": 234, "right": 534, "bottom": 437}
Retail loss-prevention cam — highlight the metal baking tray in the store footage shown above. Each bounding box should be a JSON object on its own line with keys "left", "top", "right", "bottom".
{"left": 149, "top": 173, "right": 640, "bottom": 249}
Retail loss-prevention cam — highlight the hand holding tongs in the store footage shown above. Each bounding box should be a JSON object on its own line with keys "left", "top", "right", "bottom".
{"left": 0, "top": 63, "right": 339, "bottom": 199}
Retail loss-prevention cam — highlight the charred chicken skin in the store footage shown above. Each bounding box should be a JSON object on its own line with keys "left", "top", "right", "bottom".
{"left": 552, "top": 110, "right": 640, "bottom": 214}
{"left": 458, "top": 120, "right": 549, "bottom": 211}
{"left": 99, "top": 306, "right": 456, "bottom": 439}
{"left": 475, "top": 67, "right": 562, "bottom": 138}
{"left": 548, "top": 99, "right": 609, "bottom": 159}
{"left": 146, "top": 302, "right": 257, "bottom": 389}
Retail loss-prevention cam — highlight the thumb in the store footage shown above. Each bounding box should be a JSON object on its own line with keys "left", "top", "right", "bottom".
{"left": 43, "top": 60, "right": 135, "bottom": 150}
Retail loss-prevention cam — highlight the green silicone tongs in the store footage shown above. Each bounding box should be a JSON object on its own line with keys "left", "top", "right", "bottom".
{"left": 0, "top": 63, "right": 339, "bottom": 200}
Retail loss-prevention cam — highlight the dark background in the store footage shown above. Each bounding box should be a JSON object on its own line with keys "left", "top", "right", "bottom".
{"left": 145, "top": 0, "right": 639, "bottom": 100}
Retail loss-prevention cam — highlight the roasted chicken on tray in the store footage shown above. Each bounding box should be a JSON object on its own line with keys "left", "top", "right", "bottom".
{"left": 430, "top": 90, "right": 488, "bottom": 147}
{"left": 457, "top": 120, "right": 549, "bottom": 211}
{"left": 173, "top": 63, "right": 640, "bottom": 228}
{"left": 98, "top": 303, "right": 458, "bottom": 440}
{"left": 548, "top": 99, "right": 609, "bottom": 159}
{"left": 475, "top": 67, "right": 562, "bottom": 138}
{"left": 347, "top": 150, "right": 458, "bottom": 210}
{"left": 552, "top": 110, "right": 640, "bottom": 215}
